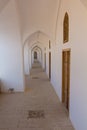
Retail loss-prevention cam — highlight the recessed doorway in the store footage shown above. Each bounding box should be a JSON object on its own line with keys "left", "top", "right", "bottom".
{"left": 62, "top": 49, "right": 70, "bottom": 111}
{"left": 34, "top": 51, "right": 37, "bottom": 60}
{"left": 49, "top": 52, "right": 51, "bottom": 80}
{"left": 44, "top": 53, "right": 46, "bottom": 71}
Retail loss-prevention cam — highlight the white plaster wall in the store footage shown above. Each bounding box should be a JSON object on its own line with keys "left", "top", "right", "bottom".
{"left": 41, "top": 48, "right": 45, "bottom": 69}
{"left": 0, "top": 0, "right": 10, "bottom": 13}
{"left": 51, "top": 43, "right": 62, "bottom": 98}
{"left": 28, "top": 49, "right": 32, "bottom": 70}
{"left": 51, "top": 0, "right": 87, "bottom": 130}
{"left": 80, "top": 0, "right": 87, "bottom": 8}
{"left": 37, "top": 50, "right": 41, "bottom": 63}
{"left": 0, "top": 0, "right": 24, "bottom": 92}
{"left": 45, "top": 47, "right": 49, "bottom": 77}
{"left": 31, "top": 52, "right": 34, "bottom": 64}
{"left": 69, "top": 1, "right": 87, "bottom": 130}
{"left": 24, "top": 42, "right": 29, "bottom": 75}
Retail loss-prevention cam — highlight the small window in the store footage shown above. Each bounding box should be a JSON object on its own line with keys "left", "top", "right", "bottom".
{"left": 63, "top": 12, "right": 69, "bottom": 43}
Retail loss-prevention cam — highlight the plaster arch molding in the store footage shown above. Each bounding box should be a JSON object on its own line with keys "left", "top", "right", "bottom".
{"left": 30, "top": 42, "right": 44, "bottom": 51}
{"left": 31, "top": 45, "right": 42, "bottom": 53}
{"left": 23, "top": 30, "right": 50, "bottom": 76}
{"left": 23, "top": 30, "right": 53, "bottom": 48}
{"left": 31, "top": 46, "right": 42, "bottom": 64}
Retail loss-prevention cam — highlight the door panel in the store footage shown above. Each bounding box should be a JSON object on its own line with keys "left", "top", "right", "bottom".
{"left": 62, "top": 50, "right": 70, "bottom": 111}
{"left": 44, "top": 53, "right": 46, "bottom": 71}
{"left": 49, "top": 52, "right": 51, "bottom": 79}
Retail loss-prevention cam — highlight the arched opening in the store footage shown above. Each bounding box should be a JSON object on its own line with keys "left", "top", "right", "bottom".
{"left": 23, "top": 31, "right": 52, "bottom": 91}
{"left": 31, "top": 46, "right": 42, "bottom": 65}
{"left": 34, "top": 51, "right": 37, "bottom": 60}
{"left": 23, "top": 30, "right": 52, "bottom": 75}
{"left": 63, "top": 12, "right": 69, "bottom": 43}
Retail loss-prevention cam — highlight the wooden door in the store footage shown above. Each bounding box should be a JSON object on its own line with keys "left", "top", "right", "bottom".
{"left": 62, "top": 50, "right": 70, "bottom": 111}
{"left": 49, "top": 52, "right": 51, "bottom": 79}
{"left": 44, "top": 53, "right": 46, "bottom": 71}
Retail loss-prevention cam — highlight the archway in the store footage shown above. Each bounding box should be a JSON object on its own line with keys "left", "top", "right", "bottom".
{"left": 34, "top": 51, "right": 37, "bottom": 60}
{"left": 31, "top": 46, "right": 42, "bottom": 65}
{"left": 23, "top": 30, "right": 52, "bottom": 91}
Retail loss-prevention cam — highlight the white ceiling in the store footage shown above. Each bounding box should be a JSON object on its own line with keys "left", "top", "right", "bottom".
{"left": 17, "top": 0, "right": 59, "bottom": 41}
{"left": 80, "top": 0, "right": 87, "bottom": 8}
{"left": 17, "top": 0, "right": 87, "bottom": 41}
{"left": 0, "top": 0, "right": 9, "bottom": 13}
{"left": 0, "top": 0, "right": 87, "bottom": 42}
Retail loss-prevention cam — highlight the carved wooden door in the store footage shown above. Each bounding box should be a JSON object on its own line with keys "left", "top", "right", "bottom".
{"left": 44, "top": 53, "right": 46, "bottom": 71}
{"left": 49, "top": 52, "right": 51, "bottom": 80}
{"left": 62, "top": 50, "right": 70, "bottom": 111}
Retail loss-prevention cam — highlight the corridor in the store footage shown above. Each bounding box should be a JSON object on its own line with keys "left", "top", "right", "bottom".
{"left": 0, "top": 61, "right": 74, "bottom": 130}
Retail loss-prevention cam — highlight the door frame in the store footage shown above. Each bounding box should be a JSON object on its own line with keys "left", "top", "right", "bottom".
{"left": 49, "top": 52, "right": 51, "bottom": 80}
{"left": 44, "top": 53, "right": 46, "bottom": 71}
{"left": 62, "top": 48, "right": 71, "bottom": 111}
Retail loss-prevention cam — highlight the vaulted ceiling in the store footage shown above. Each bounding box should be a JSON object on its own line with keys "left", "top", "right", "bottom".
{"left": 0, "top": 0, "right": 87, "bottom": 41}
{"left": 17, "top": 0, "right": 59, "bottom": 41}
{"left": 80, "top": 0, "right": 87, "bottom": 8}
{"left": 0, "top": 0, "right": 9, "bottom": 13}
{"left": 16, "top": 0, "right": 87, "bottom": 41}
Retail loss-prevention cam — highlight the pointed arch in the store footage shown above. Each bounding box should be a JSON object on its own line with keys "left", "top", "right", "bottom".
{"left": 63, "top": 12, "right": 69, "bottom": 43}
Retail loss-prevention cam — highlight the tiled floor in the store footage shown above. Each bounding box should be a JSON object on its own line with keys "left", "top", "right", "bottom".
{"left": 0, "top": 61, "right": 74, "bottom": 130}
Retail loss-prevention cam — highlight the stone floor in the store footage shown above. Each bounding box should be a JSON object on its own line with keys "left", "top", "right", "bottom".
{"left": 0, "top": 61, "right": 74, "bottom": 130}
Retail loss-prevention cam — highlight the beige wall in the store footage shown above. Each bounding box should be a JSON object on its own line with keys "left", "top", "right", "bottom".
{"left": 51, "top": 0, "right": 87, "bottom": 130}
{"left": 0, "top": 0, "right": 24, "bottom": 92}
